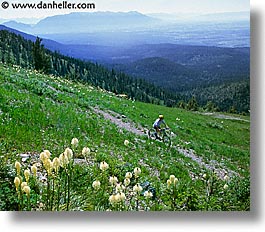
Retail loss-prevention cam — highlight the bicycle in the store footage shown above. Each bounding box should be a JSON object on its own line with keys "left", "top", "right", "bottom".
{"left": 148, "top": 127, "right": 172, "bottom": 147}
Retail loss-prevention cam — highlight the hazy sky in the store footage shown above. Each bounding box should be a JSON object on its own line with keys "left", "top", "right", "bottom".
{"left": 0, "top": 0, "right": 250, "bottom": 20}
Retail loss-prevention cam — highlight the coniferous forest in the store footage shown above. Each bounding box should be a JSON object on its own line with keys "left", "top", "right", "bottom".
{"left": 0, "top": 28, "right": 249, "bottom": 113}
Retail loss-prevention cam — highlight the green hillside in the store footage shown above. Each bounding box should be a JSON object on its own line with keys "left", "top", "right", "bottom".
{"left": 0, "top": 63, "right": 250, "bottom": 211}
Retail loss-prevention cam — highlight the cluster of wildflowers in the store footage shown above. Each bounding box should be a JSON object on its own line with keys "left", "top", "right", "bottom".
{"left": 13, "top": 160, "right": 38, "bottom": 210}
{"left": 167, "top": 175, "right": 179, "bottom": 188}
{"left": 109, "top": 192, "right": 126, "bottom": 205}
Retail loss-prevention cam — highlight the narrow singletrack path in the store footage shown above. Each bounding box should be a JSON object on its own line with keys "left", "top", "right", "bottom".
{"left": 93, "top": 107, "right": 239, "bottom": 180}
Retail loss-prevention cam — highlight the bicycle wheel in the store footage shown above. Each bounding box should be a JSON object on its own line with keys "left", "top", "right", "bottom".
{"left": 148, "top": 128, "right": 157, "bottom": 140}
{"left": 163, "top": 134, "right": 171, "bottom": 147}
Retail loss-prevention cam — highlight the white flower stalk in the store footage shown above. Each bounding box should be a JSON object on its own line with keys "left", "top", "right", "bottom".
{"left": 14, "top": 177, "right": 20, "bottom": 191}
{"left": 167, "top": 179, "right": 172, "bottom": 188}
{"left": 124, "top": 178, "right": 130, "bottom": 186}
{"left": 31, "top": 165, "right": 37, "bottom": 177}
{"left": 92, "top": 180, "right": 101, "bottom": 190}
{"left": 109, "top": 194, "right": 116, "bottom": 205}
{"left": 167, "top": 175, "right": 179, "bottom": 187}
{"left": 82, "top": 147, "right": 90, "bottom": 156}
{"left": 21, "top": 181, "right": 27, "bottom": 190}
{"left": 116, "top": 192, "right": 126, "bottom": 202}
{"left": 224, "top": 175, "right": 229, "bottom": 181}
{"left": 124, "top": 140, "right": 130, "bottom": 146}
{"left": 15, "top": 161, "right": 21, "bottom": 175}
{"left": 43, "top": 158, "right": 52, "bottom": 175}
{"left": 125, "top": 172, "right": 132, "bottom": 179}
{"left": 223, "top": 184, "right": 229, "bottom": 190}
{"left": 133, "top": 167, "right": 141, "bottom": 178}
{"left": 59, "top": 153, "right": 69, "bottom": 168}
{"left": 52, "top": 157, "right": 60, "bottom": 173}
{"left": 24, "top": 169, "right": 30, "bottom": 183}
{"left": 119, "top": 192, "right": 126, "bottom": 201}
{"left": 100, "top": 161, "right": 109, "bottom": 171}
{"left": 43, "top": 150, "right": 51, "bottom": 158}
{"left": 115, "top": 183, "right": 124, "bottom": 193}
{"left": 71, "top": 138, "right": 79, "bottom": 147}
{"left": 23, "top": 185, "right": 31, "bottom": 197}
{"left": 169, "top": 175, "right": 176, "bottom": 183}
{"left": 173, "top": 177, "right": 179, "bottom": 185}
{"left": 64, "top": 148, "right": 73, "bottom": 160}
{"left": 40, "top": 152, "right": 48, "bottom": 163}
{"left": 133, "top": 183, "right": 143, "bottom": 193}
{"left": 109, "top": 176, "right": 118, "bottom": 186}
{"left": 144, "top": 191, "right": 153, "bottom": 198}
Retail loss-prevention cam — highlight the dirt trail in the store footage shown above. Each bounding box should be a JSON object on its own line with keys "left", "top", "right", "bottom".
{"left": 177, "top": 147, "right": 238, "bottom": 179}
{"left": 94, "top": 108, "right": 146, "bottom": 136}
{"left": 93, "top": 108, "right": 238, "bottom": 180}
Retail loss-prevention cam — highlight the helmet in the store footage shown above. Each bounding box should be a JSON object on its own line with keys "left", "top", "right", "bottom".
{"left": 159, "top": 114, "right": 164, "bottom": 119}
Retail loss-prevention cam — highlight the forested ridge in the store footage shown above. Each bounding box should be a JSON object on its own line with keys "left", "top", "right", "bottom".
{"left": 0, "top": 29, "right": 179, "bottom": 107}
{"left": 0, "top": 28, "right": 249, "bottom": 113}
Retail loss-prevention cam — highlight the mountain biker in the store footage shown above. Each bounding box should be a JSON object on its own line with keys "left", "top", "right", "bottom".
{"left": 153, "top": 115, "right": 168, "bottom": 139}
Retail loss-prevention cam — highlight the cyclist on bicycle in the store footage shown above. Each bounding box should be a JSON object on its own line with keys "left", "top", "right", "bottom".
{"left": 153, "top": 115, "right": 168, "bottom": 140}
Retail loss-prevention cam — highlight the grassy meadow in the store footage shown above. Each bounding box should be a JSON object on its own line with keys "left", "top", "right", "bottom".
{"left": 0, "top": 63, "right": 250, "bottom": 211}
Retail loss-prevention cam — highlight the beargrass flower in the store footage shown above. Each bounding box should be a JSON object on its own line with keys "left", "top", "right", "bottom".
{"left": 23, "top": 185, "right": 30, "bottom": 196}
{"left": 167, "top": 175, "right": 178, "bottom": 187}
{"left": 31, "top": 165, "right": 37, "bottom": 177}
{"left": 64, "top": 148, "right": 73, "bottom": 160}
{"left": 40, "top": 152, "right": 46, "bottom": 162}
{"left": 133, "top": 167, "right": 141, "bottom": 178}
{"left": 115, "top": 183, "right": 123, "bottom": 193}
{"left": 15, "top": 161, "right": 21, "bottom": 175}
{"left": 92, "top": 180, "right": 101, "bottom": 190}
{"left": 124, "top": 140, "right": 130, "bottom": 146}
{"left": 14, "top": 177, "right": 20, "bottom": 190}
{"left": 109, "top": 176, "right": 118, "bottom": 186}
{"left": 116, "top": 192, "right": 125, "bottom": 202}
{"left": 52, "top": 157, "right": 60, "bottom": 173}
{"left": 24, "top": 169, "right": 30, "bottom": 182}
{"left": 43, "top": 150, "right": 51, "bottom": 158}
{"left": 125, "top": 172, "right": 132, "bottom": 179}
{"left": 223, "top": 184, "right": 229, "bottom": 190}
{"left": 82, "top": 147, "right": 90, "bottom": 156}
{"left": 133, "top": 183, "right": 143, "bottom": 193}
{"left": 100, "top": 161, "right": 109, "bottom": 171}
{"left": 120, "top": 192, "right": 126, "bottom": 201}
{"left": 71, "top": 138, "right": 79, "bottom": 147}
{"left": 109, "top": 194, "right": 116, "bottom": 205}
{"left": 124, "top": 178, "right": 130, "bottom": 186}
{"left": 43, "top": 158, "right": 53, "bottom": 175}
{"left": 167, "top": 179, "right": 172, "bottom": 187}
{"left": 224, "top": 175, "right": 229, "bottom": 181}
{"left": 144, "top": 191, "right": 153, "bottom": 198}
{"left": 174, "top": 177, "right": 179, "bottom": 185}
{"left": 169, "top": 175, "right": 176, "bottom": 183}
{"left": 21, "top": 182, "right": 27, "bottom": 190}
{"left": 59, "top": 153, "right": 69, "bottom": 168}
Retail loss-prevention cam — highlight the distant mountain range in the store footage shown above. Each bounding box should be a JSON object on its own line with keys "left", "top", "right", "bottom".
{"left": 1, "top": 11, "right": 249, "bottom": 35}
{"left": 2, "top": 11, "right": 161, "bottom": 34}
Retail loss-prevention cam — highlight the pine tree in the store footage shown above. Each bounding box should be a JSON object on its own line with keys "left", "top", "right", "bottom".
{"left": 32, "top": 37, "right": 51, "bottom": 74}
